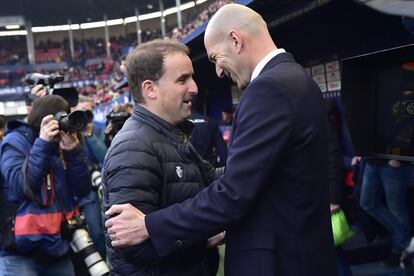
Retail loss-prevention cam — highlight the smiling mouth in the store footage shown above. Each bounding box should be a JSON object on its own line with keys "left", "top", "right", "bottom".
{"left": 183, "top": 100, "right": 192, "bottom": 104}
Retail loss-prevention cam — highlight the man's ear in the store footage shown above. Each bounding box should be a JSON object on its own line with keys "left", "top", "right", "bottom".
{"left": 142, "top": 80, "right": 157, "bottom": 100}
{"left": 229, "top": 30, "right": 243, "bottom": 54}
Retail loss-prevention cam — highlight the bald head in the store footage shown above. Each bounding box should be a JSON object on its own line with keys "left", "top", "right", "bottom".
{"left": 205, "top": 4, "right": 268, "bottom": 45}
{"left": 203, "top": 4, "right": 277, "bottom": 90}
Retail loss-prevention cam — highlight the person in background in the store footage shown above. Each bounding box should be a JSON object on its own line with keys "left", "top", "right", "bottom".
{"left": 189, "top": 110, "right": 228, "bottom": 167}
{"left": 104, "top": 103, "right": 133, "bottom": 147}
{"left": 0, "top": 95, "right": 90, "bottom": 276}
{"left": 75, "top": 98, "right": 108, "bottom": 260}
{"left": 105, "top": 4, "right": 336, "bottom": 276}
{"left": 220, "top": 106, "right": 233, "bottom": 126}
{"left": 325, "top": 100, "right": 353, "bottom": 276}
{"left": 359, "top": 156, "right": 411, "bottom": 267}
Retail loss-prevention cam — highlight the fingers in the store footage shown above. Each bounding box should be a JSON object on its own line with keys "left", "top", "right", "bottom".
{"left": 105, "top": 123, "right": 113, "bottom": 134}
{"left": 31, "top": 84, "right": 47, "bottom": 97}
{"left": 104, "top": 203, "right": 149, "bottom": 248}
{"left": 206, "top": 232, "right": 226, "bottom": 248}
{"left": 40, "top": 115, "right": 59, "bottom": 142}
{"left": 59, "top": 131, "right": 79, "bottom": 151}
{"left": 111, "top": 240, "right": 129, "bottom": 248}
{"left": 59, "top": 131, "right": 78, "bottom": 142}
{"left": 104, "top": 204, "right": 130, "bottom": 229}
{"left": 105, "top": 203, "right": 130, "bottom": 217}
{"left": 40, "top": 114, "right": 56, "bottom": 127}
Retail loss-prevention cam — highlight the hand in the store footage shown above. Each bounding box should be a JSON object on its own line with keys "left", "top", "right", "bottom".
{"left": 351, "top": 156, "right": 361, "bottom": 166}
{"left": 388, "top": 159, "right": 401, "bottom": 168}
{"left": 104, "top": 122, "right": 113, "bottom": 134}
{"left": 330, "top": 204, "right": 340, "bottom": 212}
{"left": 31, "top": 84, "right": 47, "bottom": 98}
{"left": 105, "top": 203, "right": 149, "bottom": 248}
{"left": 39, "top": 115, "right": 59, "bottom": 142}
{"left": 59, "top": 131, "right": 79, "bottom": 151}
{"left": 207, "top": 232, "right": 225, "bottom": 248}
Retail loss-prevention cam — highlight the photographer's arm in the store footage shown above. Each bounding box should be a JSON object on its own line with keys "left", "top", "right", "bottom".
{"left": 1, "top": 130, "right": 55, "bottom": 202}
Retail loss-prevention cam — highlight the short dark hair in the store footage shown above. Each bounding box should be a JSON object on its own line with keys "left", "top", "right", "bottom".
{"left": 27, "top": 95, "right": 70, "bottom": 132}
{"left": 126, "top": 39, "right": 189, "bottom": 103}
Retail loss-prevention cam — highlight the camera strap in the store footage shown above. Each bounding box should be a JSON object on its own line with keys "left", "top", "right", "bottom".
{"left": 22, "top": 157, "right": 54, "bottom": 208}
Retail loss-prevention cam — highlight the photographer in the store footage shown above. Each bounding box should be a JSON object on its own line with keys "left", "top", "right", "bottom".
{"left": 75, "top": 98, "right": 108, "bottom": 261}
{"left": 104, "top": 103, "right": 132, "bottom": 147}
{"left": 0, "top": 95, "right": 91, "bottom": 276}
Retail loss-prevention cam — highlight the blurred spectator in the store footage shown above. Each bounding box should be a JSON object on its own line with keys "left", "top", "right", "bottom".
{"left": 74, "top": 97, "right": 108, "bottom": 262}
{"left": 221, "top": 106, "right": 234, "bottom": 126}
{"left": 104, "top": 103, "right": 132, "bottom": 147}
{"left": 325, "top": 99, "right": 353, "bottom": 276}
{"left": 190, "top": 111, "right": 228, "bottom": 167}
{"left": 359, "top": 157, "right": 412, "bottom": 267}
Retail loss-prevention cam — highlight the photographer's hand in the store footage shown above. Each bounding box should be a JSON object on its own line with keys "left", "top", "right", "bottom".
{"left": 104, "top": 122, "right": 113, "bottom": 134}
{"left": 59, "top": 131, "right": 79, "bottom": 151}
{"left": 39, "top": 115, "right": 59, "bottom": 142}
{"left": 31, "top": 84, "right": 47, "bottom": 98}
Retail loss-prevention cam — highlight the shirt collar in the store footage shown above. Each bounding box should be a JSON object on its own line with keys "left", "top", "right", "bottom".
{"left": 250, "top": 48, "right": 286, "bottom": 82}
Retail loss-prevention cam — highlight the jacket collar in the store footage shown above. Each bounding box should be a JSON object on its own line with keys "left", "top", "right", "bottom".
{"left": 257, "top": 52, "right": 296, "bottom": 78}
{"left": 132, "top": 104, "right": 194, "bottom": 144}
{"left": 251, "top": 49, "right": 286, "bottom": 82}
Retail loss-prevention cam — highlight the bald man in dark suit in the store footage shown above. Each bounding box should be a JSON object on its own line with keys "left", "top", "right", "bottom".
{"left": 105, "top": 4, "right": 336, "bottom": 276}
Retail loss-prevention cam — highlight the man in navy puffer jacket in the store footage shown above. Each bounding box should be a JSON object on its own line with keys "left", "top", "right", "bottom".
{"left": 102, "top": 40, "right": 224, "bottom": 276}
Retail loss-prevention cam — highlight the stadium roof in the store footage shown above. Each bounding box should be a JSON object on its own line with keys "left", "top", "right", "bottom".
{"left": 0, "top": 0, "right": 186, "bottom": 26}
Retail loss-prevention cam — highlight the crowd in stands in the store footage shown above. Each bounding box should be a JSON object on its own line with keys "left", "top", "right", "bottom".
{"left": 0, "top": 0, "right": 234, "bottom": 109}
{"left": 0, "top": 36, "right": 28, "bottom": 65}
{"left": 170, "top": 0, "right": 233, "bottom": 41}
{"left": 0, "top": 0, "right": 233, "bottom": 66}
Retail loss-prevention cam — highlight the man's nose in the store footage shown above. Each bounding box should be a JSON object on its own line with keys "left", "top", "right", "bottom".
{"left": 189, "top": 78, "right": 198, "bottom": 95}
{"left": 216, "top": 64, "right": 225, "bottom": 78}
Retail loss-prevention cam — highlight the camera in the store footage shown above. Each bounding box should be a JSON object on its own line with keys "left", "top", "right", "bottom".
{"left": 106, "top": 111, "right": 130, "bottom": 134}
{"left": 55, "top": 110, "right": 89, "bottom": 132}
{"left": 400, "top": 100, "right": 414, "bottom": 117}
{"left": 62, "top": 215, "right": 109, "bottom": 276}
{"left": 106, "top": 111, "right": 130, "bottom": 124}
{"left": 392, "top": 90, "right": 414, "bottom": 122}
{"left": 25, "top": 73, "right": 79, "bottom": 107}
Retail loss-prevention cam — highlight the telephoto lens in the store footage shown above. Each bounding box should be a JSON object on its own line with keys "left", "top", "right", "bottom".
{"left": 91, "top": 170, "right": 103, "bottom": 195}
{"left": 70, "top": 229, "right": 110, "bottom": 276}
{"left": 55, "top": 111, "right": 88, "bottom": 132}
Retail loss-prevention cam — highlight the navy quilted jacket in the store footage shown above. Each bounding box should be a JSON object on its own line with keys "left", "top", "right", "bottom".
{"left": 102, "top": 104, "right": 222, "bottom": 276}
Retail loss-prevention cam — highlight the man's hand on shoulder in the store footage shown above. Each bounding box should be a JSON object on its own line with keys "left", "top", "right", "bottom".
{"left": 105, "top": 203, "right": 149, "bottom": 247}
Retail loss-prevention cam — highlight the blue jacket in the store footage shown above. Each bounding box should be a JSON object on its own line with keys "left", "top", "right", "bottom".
{"left": 0, "top": 121, "right": 90, "bottom": 257}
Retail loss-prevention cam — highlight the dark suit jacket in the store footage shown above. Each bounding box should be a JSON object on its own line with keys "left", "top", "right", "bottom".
{"left": 146, "top": 53, "right": 337, "bottom": 276}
